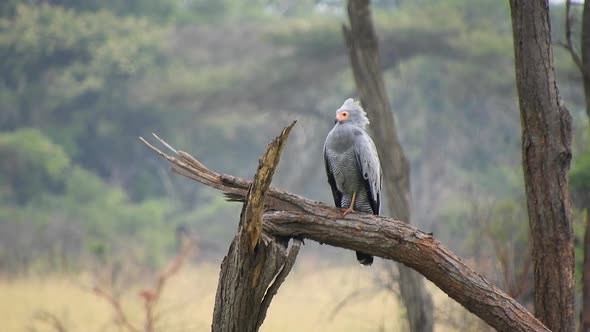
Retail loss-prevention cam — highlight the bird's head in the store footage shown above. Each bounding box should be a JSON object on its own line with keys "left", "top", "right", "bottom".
{"left": 335, "top": 98, "right": 369, "bottom": 129}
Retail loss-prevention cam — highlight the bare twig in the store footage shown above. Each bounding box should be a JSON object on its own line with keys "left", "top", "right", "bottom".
{"left": 328, "top": 286, "right": 382, "bottom": 321}
{"left": 139, "top": 240, "right": 195, "bottom": 332}
{"left": 328, "top": 262, "right": 399, "bottom": 322}
{"left": 512, "top": 252, "right": 532, "bottom": 300}
{"left": 92, "top": 286, "right": 140, "bottom": 332}
{"left": 557, "top": 0, "right": 590, "bottom": 79}
{"left": 90, "top": 240, "right": 195, "bottom": 332}
{"left": 31, "top": 311, "right": 68, "bottom": 332}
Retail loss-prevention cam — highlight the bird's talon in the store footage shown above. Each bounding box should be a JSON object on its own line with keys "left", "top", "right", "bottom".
{"left": 342, "top": 208, "right": 355, "bottom": 216}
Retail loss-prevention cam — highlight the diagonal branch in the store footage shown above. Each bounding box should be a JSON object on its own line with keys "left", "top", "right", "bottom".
{"left": 140, "top": 134, "right": 548, "bottom": 332}
{"left": 263, "top": 210, "right": 546, "bottom": 332}
{"left": 557, "top": 0, "right": 590, "bottom": 80}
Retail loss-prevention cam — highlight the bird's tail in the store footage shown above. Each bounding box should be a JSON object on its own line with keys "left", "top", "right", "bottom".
{"left": 356, "top": 251, "right": 373, "bottom": 266}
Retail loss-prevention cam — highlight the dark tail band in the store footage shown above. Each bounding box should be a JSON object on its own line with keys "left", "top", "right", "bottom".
{"left": 356, "top": 251, "right": 373, "bottom": 266}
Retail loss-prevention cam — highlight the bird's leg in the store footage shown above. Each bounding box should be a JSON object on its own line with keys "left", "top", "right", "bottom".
{"left": 343, "top": 191, "right": 357, "bottom": 216}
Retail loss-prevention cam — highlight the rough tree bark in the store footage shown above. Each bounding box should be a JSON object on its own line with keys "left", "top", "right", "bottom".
{"left": 509, "top": 1, "right": 575, "bottom": 332}
{"left": 141, "top": 133, "right": 550, "bottom": 331}
{"left": 170, "top": 121, "right": 302, "bottom": 332}
{"left": 342, "top": 1, "right": 433, "bottom": 331}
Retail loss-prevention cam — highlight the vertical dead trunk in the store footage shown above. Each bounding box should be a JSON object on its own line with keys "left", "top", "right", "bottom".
{"left": 211, "top": 122, "right": 301, "bottom": 332}
{"left": 343, "top": 1, "right": 433, "bottom": 331}
{"left": 509, "top": 1, "right": 575, "bottom": 332}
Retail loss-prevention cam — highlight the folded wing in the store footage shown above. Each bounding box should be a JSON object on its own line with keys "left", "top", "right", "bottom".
{"left": 353, "top": 131, "right": 382, "bottom": 215}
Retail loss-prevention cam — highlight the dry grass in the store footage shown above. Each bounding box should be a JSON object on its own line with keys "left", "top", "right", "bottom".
{"left": 1, "top": 260, "right": 484, "bottom": 332}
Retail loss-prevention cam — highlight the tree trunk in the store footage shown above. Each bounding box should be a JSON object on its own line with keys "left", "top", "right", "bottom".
{"left": 342, "top": 1, "right": 433, "bottom": 331}
{"left": 209, "top": 122, "right": 302, "bottom": 332}
{"left": 141, "top": 133, "right": 550, "bottom": 331}
{"left": 509, "top": 1, "right": 575, "bottom": 332}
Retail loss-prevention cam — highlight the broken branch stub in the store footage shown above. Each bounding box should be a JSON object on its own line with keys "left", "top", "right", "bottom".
{"left": 241, "top": 121, "right": 296, "bottom": 254}
{"left": 213, "top": 121, "right": 299, "bottom": 332}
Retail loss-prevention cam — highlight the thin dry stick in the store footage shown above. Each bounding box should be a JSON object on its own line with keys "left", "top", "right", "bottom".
{"left": 557, "top": 0, "right": 590, "bottom": 79}
{"left": 92, "top": 286, "right": 140, "bottom": 332}
{"left": 32, "top": 311, "right": 68, "bottom": 332}
{"left": 140, "top": 241, "right": 195, "bottom": 332}
{"left": 91, "top": 240, "right": 195, "bottom": 332}
{"left": 328, "top": 287, "right": 381, "bottom": 321}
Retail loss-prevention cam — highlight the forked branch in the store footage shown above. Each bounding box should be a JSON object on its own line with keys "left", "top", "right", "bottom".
{"left": 556, "top": 0, "right": 590, "bottom": 79}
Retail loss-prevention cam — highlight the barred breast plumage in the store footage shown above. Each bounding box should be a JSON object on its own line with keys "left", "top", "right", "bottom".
{"left": 324, "top": 147, "right": 374, "bottom": 213}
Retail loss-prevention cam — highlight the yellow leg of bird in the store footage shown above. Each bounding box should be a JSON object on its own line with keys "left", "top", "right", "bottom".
{"left": 343, "top": 191, "right": 357, "bottom": 216}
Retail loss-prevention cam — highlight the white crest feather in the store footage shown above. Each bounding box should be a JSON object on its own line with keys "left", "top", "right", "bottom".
{"left": 338, "top": 98, "right": 370, "bottom": 127}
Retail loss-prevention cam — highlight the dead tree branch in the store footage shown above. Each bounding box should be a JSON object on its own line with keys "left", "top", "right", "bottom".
{"left": 556, "top": 0, "right": 589, "bottom": 78}
{"left": 31, "top": 311, "right": 68, "bottom": 332}
{"left": 140, "top": 130, "right": 549, "bottom": 332}
{"left": 556, "top": 0, "right": 590, "bottom": 85}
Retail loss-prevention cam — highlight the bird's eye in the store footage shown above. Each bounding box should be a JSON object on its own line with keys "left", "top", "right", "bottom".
{"left": 342, "top": 112, "right": 348, "bottom": 117}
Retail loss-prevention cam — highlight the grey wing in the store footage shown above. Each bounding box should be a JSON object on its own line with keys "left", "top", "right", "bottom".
{"left": 353, "top": 131, "right": 382, "bottom": 214}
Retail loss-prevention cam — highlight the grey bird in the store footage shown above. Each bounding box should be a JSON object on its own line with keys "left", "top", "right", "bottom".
{"left": 323, "top": 98, "right": 382, "bottom": 266}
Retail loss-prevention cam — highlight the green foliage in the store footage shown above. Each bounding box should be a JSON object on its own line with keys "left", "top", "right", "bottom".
{"left": 174, "top": 0, "right": 270, "bottom": 23}
{"left": 0, "top": 4, "right": 174, "bottom": 198}
{"left": 0, "top": 1, "right": 271, "bottom": 273}
{"left": 0, "top": 127, "right": 242, "bottom": 271}
{"left": 571, "top": 147, "right": 590, "bottom": 193}
{"left": 0, "top": 128, "right": 70, "bottom": 203}
{"left": 573, "top": 209, "right": 587, "bottom": 290}
{"left": 0, "top": 4, "right": 167, "bottom": 90}
{"left": 485, "top": 201, "right": 529, "bottom": 250}
{"left": 266, "top": 18, "right": 343, "bottom": 57}
{"left": 0, "top": 161, "right": 181, "bottom": 269}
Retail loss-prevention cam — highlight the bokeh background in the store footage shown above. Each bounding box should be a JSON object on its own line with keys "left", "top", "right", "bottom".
{"left": 0, "top": 0, "right": 589, "bottom": 331}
